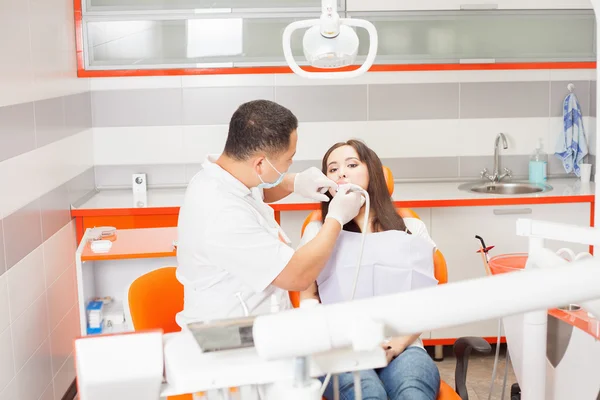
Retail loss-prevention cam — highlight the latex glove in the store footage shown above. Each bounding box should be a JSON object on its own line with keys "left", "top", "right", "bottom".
{"left": 325, "top": 185, "right": 363, "bottom": 226}
{"left": 294, "top": 167, "right": 338, "bottom": 202}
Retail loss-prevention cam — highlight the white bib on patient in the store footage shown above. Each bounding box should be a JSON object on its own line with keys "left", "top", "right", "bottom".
{"left": 317, "top": 229, "right": 438, "bottom": 305}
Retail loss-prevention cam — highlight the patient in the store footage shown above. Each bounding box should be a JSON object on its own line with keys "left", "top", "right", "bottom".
{"left": 299, "top": 139, "right": 441, "bottom": 400}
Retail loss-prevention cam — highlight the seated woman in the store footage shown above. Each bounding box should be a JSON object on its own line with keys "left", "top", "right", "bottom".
{"left": 299, "top": 139, "right": 441, "bottom": 400}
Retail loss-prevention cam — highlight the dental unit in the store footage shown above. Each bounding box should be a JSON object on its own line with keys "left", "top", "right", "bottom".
{"left": 75, "top": 218, "right": 600, "bottom": 400}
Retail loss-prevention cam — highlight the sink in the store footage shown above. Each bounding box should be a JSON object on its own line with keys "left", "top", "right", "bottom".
{"left": 458, "top": 181, "right": 553, "bottom": 195}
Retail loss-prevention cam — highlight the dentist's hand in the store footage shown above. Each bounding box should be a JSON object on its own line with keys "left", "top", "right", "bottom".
{"left": 325, "top": 185, "right": 363, "bottom": 227}
{"left": 294, "top": 167, "right": 338, "bottom": 202}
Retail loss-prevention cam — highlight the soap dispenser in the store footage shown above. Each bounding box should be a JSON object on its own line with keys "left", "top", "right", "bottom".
{"left": 529, "top": 139, "right": 548, "bottom": 184}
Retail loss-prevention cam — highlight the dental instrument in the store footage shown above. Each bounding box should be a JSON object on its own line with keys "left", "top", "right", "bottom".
{"left": 282, "top": 0, "right": 378, "bottom": 79}
{"left": 318, "top": 183, "right": 370, "bottom": 398}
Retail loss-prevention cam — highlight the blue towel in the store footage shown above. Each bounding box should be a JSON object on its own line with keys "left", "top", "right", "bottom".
{"left": 555, "top": 92, "right": 588, "bottom": 177}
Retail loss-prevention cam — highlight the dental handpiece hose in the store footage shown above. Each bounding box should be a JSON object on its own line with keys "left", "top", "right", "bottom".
{"left": 320, "top": 184, "right": 370, "bottom": 400}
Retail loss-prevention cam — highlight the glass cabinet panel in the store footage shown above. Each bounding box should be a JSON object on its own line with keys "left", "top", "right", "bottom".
{"left": 84, "top": 14, "right": 312, "bottom": 69}
{"left": 84, "top": 0, "right": 343, "bottom": 13}
{"left": 352, "top": 10, "right": 596, "bottom": 64}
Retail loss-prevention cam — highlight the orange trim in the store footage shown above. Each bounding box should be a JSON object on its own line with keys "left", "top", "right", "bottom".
{"left": 80, "top": 227, "right": 177, "bottom": 261}
{"left": 72, "top": 206, "right": 181, "bottom": 217}
{"left": 70, "top": 195, "right": 596, "bottom": 219}
{"left": 272, "top": 195, "right": 595, "bottom": 212}
{"left": 549, "top": 307, "right": 600, "bottom": 340}
{"left": 274, "top": 211, "right": 281, "bottom": 225}
{"left": 590, "top": 201, "right": 595, "bottom": 255}
{"left": 74, "top": 0, "right": 85, "bottom": 75}
{"left": 75, "top": 217, "right": 85, "bottom": 245}
{"left": 76, "top": 61, "right": 597, "bottom": 78}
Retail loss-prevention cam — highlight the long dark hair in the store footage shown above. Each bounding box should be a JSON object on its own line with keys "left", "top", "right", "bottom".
{"left": 320, "top": 140, "right": 410, "bottom": 234}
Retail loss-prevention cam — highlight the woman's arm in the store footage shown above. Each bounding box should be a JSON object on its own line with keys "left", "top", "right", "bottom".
{"left": 384, "top": 333, "right": 422, "bottom": 361}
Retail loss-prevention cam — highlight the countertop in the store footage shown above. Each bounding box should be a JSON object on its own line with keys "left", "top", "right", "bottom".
{"left": 71, "top": 178, "right": 595, "bottom": 216}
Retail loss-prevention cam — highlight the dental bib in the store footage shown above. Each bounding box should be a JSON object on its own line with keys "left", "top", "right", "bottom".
{"left": 317, "top": 229, "right": 438, "bottom": 304}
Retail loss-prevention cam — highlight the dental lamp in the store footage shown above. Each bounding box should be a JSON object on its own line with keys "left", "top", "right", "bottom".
{"left": 282, "top": 0, "right": 378, "bottom": 79}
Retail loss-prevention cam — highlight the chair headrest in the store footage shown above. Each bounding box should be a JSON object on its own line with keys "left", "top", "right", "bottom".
{"left": 382, "top": 166, "right": 394, "bottom": 196}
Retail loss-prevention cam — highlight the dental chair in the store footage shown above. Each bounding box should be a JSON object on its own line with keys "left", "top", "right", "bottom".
{"left": 293, "top": 166, "right": 491, "bottom": 400}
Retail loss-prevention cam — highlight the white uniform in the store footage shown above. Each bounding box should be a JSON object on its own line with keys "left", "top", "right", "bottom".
{"left": 175, "top": 155, "right": 293, "bottom": 328}
{"left": 299, "top": 218, "right": 438, "bottom": 349}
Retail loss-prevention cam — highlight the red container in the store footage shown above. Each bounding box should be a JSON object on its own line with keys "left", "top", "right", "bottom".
{"left": 488, "top": 253, "right": 528, "bottom": 275}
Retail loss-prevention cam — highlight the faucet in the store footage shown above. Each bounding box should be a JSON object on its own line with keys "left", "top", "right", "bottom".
{"left": 481, "top": 133, "right": 512, "bottom": 183}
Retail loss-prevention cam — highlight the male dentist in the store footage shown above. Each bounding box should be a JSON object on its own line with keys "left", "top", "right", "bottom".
{"left": 175, "top": 99, "right": 363, "bottom": 327}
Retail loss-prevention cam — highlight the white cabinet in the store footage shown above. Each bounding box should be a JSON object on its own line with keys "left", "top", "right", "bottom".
{"left": 429, "top": 202, "right": 591, "bottom": 340}
{"left": 495, "top": 0, "right": 592, "bottom": 9}
{"left": 347, "top": 0, "right": 464, "bottom": 11}
{"left": 346, "top": 0, "right": 592, "bottom": 11}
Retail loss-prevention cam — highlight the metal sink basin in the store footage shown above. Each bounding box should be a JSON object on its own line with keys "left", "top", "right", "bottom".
{"left": 458, "top": 181, "right": 553, "bottom": 195}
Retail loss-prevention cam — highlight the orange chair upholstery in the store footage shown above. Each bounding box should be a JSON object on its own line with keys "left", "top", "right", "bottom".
{"left": 294, "top": 166, "right": 467, "bottom": 400}
{"left": 128, "top": 266, "right": 183, "bottom": 334}
{"left": 128, "top": 267, "right": 193, "bottom": 400}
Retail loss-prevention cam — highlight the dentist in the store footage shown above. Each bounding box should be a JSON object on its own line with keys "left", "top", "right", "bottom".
{"left": 175, "top": 99, "right": 363, "bottom": 327}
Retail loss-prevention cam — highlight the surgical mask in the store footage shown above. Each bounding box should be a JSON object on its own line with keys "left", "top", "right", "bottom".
{"left": 257, "top": 158, "right": 286, "bottom": 189}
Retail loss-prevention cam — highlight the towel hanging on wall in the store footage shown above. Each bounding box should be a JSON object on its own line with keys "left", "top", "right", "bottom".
{"left": 554, "top": 85, "right": 589, "bottom": 177}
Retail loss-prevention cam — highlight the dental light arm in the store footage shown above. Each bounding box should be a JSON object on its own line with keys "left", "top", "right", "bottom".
{"left": 253, "top": 256, "right": 600, "bottom": 360}
{"left": 282, "top": 0, "right": 378, "bottom": 79}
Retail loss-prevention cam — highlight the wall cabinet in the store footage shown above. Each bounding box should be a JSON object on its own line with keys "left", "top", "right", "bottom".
{"left": 78, "top": 0, "right": 596, "bottom": 73}
{"left": 346, "top": 0, "right": 592, "bottom": 12}
{"left": 428, "top": 202, "right": 591, "bottom": 340}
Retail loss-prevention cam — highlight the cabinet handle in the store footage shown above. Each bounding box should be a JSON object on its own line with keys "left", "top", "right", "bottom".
{"left": 493, "top": 208, "right": 532, "bottom": 215}
{"left": 460, "top": 3, "right": 499, "bottom": 9}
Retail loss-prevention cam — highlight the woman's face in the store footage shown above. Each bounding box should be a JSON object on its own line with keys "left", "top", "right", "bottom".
{"left": 325, "top": 145, "right": 369, "bottom": 196}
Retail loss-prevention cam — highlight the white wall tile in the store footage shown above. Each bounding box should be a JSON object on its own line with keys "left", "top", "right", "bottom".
{"left": 550, "top": 69, "right": 596, "bottom": 81}
{"left": 588, "top": 117, "right": 597, "bottom": 156}
{"left": 11, "top": 293, "right": 49, "bottom": 372}
{"left": 91, "top": 76, "right": 182, "bottom": 91}
{"left": 182, "top": 125, "right": 229, "bottom": 163}
{"left": 52, "top": 354, "right": 74, "bottom": 400}
{"left": 0, "top": 276, "right": 9, "bottom": 333}
{"left": 47, "top": 265, "right": 76, "bottom": 333}
{"left": 294, "top": 121, "right": 369, "bottom": 160}
{"left": 43, "top": 221, "right": 76, "bottom": 288}
{"left": 93, "top": 126, "right": 184, "bottom": 165}
{"left": 0, "top": 130, "right": 93, "bottom": 218}
{"left": 49, "top": 306, "right": 77, "bottom": 377}
{"left": 182, "top": 74, "right": 275, "bottom": 88}
{"left": 0, "top": 328, "right": 14, "bottom": 393}
{"left": 458, "top": 69, "right": 551, "bottom": 83}
{"left": 40, "top": 381, "right": 54, "bottom": 400}
{"left": 457, "top": 118, "right": 551, "bottom": 156}
{"left": 0, "top": 0, "right": 34, "bottom": 108}
{"left": 7, "top": 247, "right": 45, "bottom": 323}
{"left": 15, "top": 339, "right": 52, "bottom": 400}
{"left": 0, "top": 377, "right": 17, "bottom": 400}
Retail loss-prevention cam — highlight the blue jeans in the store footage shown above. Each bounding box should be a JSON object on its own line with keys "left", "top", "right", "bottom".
{"left": 321, "top": 346, "right": 440, "bottom": 400}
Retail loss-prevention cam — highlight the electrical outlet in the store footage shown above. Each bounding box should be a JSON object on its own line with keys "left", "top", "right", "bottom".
{"left": 132, "top": 173, "right": 147, "bottom": 194}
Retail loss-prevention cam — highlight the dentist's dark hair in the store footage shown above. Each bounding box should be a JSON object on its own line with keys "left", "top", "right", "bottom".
{"left": 224, "top": 99, "right": 298, "bottom": 161}
{"left": 320, "top": 140, "right": 410, "bottom": 234}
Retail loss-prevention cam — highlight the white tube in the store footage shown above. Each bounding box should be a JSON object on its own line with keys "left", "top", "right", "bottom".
{"left": 254, "top": 258, "right": 600, "bottom": 360}
{"left": 520, "top": 236, "right": 548, "bottom": 400}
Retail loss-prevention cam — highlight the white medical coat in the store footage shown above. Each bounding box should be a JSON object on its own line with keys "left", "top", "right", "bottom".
{"left": 175, "top": 155, "right": 293, "bottom": 328}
